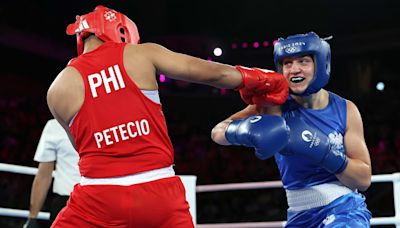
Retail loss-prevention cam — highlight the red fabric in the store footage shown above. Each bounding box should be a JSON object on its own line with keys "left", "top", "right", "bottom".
{"left": 68, "top": 42, "right": 173, "bottom": 178}
{"left": 51, "top": 176, "right": 194, "bottom": 228}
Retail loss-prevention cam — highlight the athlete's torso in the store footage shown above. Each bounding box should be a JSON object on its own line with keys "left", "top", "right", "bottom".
{"left": 275, "top": 92, "right": 347, "bottom": 190}
{"left": 68, "top": 42, "right": 174, "bottom": 178}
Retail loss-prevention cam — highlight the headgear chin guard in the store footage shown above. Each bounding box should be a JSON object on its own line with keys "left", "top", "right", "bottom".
{"left": 66, "top": 5, "right": 140, "bottom": 55}
{"left": 273, "top": 32, "right": 331, "bottom": 96}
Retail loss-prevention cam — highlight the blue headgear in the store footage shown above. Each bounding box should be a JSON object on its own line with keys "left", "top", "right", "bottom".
{"left": 273, "top": 32, "right": 331, "bottom": 95}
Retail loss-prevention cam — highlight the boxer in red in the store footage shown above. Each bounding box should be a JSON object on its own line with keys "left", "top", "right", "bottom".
{"left": 47, "top": 5, "right": 288, "bottom": 227}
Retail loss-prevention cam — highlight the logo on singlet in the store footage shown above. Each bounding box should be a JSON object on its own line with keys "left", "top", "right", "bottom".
{"left": 301, "top": 130, "right": 313, "bottom": 142}
{"left": 328, "top": 131, "right": 345, "bottom": 156}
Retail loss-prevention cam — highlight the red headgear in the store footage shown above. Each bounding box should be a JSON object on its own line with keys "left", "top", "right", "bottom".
{"left": 66, "top": 5, "right": 140, "bottom": 55}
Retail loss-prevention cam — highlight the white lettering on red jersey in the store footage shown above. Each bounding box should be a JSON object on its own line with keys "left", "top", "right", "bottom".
{"left": 93, "top": 119, "right": 150, "bottom": 148}
{"left": 88, "top": 64, "right": 126, "bottom": 98}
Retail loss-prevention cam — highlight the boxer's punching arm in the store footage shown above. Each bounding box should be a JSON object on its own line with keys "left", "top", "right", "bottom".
{"left": 336, "top": 101, "right": 371, "bottom": 191}
{"left": 138, "top": 43, "right": 243, "bottom": 89}
{"left": 137, "top": 43, "right": 285, "bottom": 96}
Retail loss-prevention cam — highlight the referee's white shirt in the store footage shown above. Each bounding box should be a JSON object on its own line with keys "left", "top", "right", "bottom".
{"left": 34, "top": 119, "right": 80, "bottom": 196}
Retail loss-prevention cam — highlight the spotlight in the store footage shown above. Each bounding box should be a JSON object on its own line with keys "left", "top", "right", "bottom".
{"left": 213, "top": 47, "right": 222, "bottom": 57}
{"left": 376, "top": 82, "right": 385, "bottom": 91}
{"left": 159, "top": 74, "right": 166, "bottom": 83}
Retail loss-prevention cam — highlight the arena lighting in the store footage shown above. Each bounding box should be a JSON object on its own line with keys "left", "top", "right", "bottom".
{"left": 219, "top": 88, "right": 228, "bottom": 95}
{"left": 376, "top": 82, "right": 385, "bottom": 91}
{"left": 230, "top": 40, "right": 276, "bottom": 49}
{"left": 159, "top": 74, "right": 166, "bottom": 83}
{"left": 213, "top": 47, "right": 222, "bottom": 57}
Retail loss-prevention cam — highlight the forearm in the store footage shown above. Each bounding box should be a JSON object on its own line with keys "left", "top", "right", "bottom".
{"left": 167, "top": 56, "right": 243, "bottom": 89}
{"left": 28, "top": 162, "right": 54, "bottom": 218}
{"left": 206, "top": 65, "right": 242, "bottom": 89}
{"left": 336, "top": 157, "right": 371, "bottom": 191}
{"left": 29, "top": 176, "right": 52, "bottom": 217}
{"left": 190, "top": 62, "right": 242, "bottom": 89}
{"left": 211, "top": 120, "right": 231, "bottom": 145}
{"left": 211, "top": 106, "right": 260, "bottom": 145}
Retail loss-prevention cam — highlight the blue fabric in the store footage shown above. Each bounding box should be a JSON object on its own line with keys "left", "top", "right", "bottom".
{"left": 275, "top": 92, "right": 347, "bottom": 189}
{"left": 285, "top": 192, "right": 371, "bottom": 227}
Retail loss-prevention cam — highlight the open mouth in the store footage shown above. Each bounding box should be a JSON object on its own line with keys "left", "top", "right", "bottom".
{"left": 290, "top": 77, "right": 305, "bottom": 83}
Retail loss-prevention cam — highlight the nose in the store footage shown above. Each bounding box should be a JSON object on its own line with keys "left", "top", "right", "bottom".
{"left": 289, "top": 62, "right": 302, "bottom": 75}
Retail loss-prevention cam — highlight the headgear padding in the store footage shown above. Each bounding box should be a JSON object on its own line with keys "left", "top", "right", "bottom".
{"left": 273, "top": 32, "right": 331, "bottom": 95}
{"left": 66, "top": 5, "right": 140, "bottom": 55}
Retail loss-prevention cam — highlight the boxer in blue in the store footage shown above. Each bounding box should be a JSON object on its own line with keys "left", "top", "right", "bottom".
{"left": 211, "top": 32, "right": 372, "bottom": 227}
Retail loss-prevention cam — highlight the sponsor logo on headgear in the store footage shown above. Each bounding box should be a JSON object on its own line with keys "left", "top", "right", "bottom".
{"left": 285, "top": 46, "right": 298, "bottom": 53}
{"left": 104, "top": 10, "right": 117, "bottom": 22}
{"left": 278, "top": 42, "right": 306, "bottom": 51}
{"left": 75, "top": 19, "right": 90, "bottom": 33}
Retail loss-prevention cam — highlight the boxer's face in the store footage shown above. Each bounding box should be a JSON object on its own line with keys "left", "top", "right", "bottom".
{"left": 281, "top": 55, "right": 315, "bottom": 94}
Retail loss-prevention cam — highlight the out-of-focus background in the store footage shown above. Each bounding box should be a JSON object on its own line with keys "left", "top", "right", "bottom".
{"left": 1, "top": 0, "right": 400, "bottom": 227}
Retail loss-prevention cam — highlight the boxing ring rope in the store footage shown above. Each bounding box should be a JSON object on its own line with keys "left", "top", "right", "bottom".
{"left": 1, "top": 163, "right": 399, "bottom": 227}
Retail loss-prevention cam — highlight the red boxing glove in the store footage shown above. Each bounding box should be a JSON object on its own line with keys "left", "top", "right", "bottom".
{"left": 235, "top": 66, "right": 289, "bottom": 105}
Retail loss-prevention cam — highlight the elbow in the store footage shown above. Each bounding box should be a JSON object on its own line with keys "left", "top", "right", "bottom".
{"left": 358, "top": 178, "right": 371, "bottom": 192}
{"left": 357, "top": 169, "right": 372, "bottom": 192}
{"left": 210, "top": 127, "right": 220, "bottom": 143}
{"left": 211, "top": 123, "right": 230, "bottom": 146}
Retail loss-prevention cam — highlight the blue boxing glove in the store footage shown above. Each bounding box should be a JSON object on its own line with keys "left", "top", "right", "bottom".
{"left": 225, "top": 115, "right": 289, "bottom": 160}
{"left": 282, "top": 116, "right": 348, "bottom": 174}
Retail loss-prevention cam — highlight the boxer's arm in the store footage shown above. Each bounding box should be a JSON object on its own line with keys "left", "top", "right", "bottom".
{"left": 141, "top": 43, "right": 243, "bottom": 89}
{"left": 336, "top": 101, "right": 371, "bottom": 191}
{"left": 47, "top": 67, "right": 84, "bottom": 126}
{"left": 47, "top": 67, "right": 83, "bottom": 147}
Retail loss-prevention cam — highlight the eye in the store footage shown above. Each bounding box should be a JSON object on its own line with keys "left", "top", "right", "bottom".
{"left": 299, "top": 58, "right": 312, "bottom": 65}
{"left": 282, "top": 60, "right": 292, "bottom": 66}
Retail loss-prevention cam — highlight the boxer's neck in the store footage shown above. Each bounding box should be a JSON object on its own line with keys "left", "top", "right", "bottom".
{"left": 83, "top": 36, "right": 104, "bottom": 54}
{"left": 293, "top": 89, "right": 329, "bottom": 110}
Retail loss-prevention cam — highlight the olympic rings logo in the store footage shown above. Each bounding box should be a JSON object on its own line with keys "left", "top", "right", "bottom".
{"left": 285, "top": 47, "right": 298, "bottom": 54}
